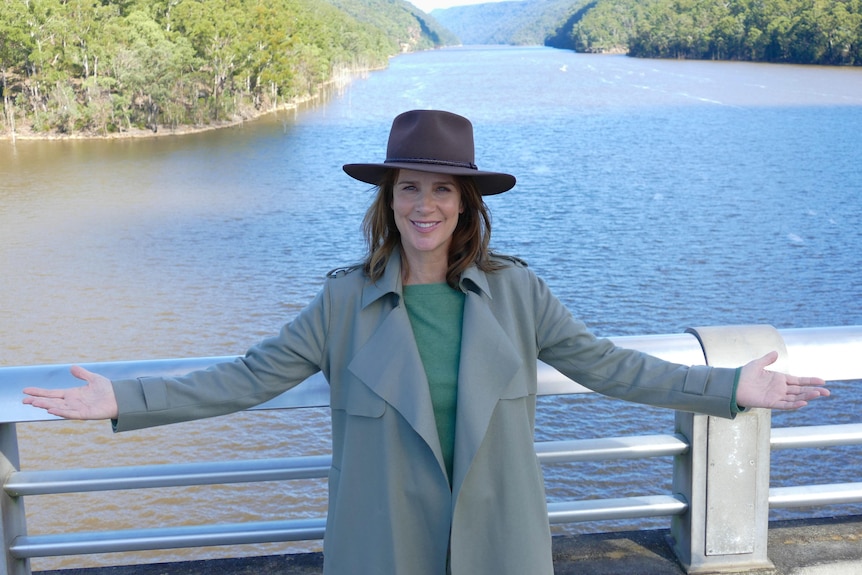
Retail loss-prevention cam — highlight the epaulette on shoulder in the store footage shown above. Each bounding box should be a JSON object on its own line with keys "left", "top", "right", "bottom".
{"left": 326, "top": 263, "right": 363, "bottom": 279}
{"left": 490, "top": 252, "right": 529, "bottom": 267}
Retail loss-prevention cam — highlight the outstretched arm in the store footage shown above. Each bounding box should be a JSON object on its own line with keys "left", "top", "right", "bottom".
{"left": 23, "top": 366, "right": 119, "bottom": 420}
{"left": 735, "top": 351, "right": 830, "bottom": 410}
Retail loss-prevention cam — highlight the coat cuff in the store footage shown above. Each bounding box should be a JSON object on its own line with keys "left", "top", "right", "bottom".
{"left": 110, "top": 377, "right": 157, "bottom": 432}
{"left": 730, "top": 367, "right": 747, "bottom": 416}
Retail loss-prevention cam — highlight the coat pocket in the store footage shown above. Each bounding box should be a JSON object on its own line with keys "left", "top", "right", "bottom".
{"left": 330, "top": 378, "right": 387, "bottom": 418}
{"left": 498, "top": 368, "right": 533, "bottom": 400}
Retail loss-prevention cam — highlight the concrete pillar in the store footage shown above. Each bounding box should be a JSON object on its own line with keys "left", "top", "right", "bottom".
{"left": 1, "top": 423, "right": 29, "bottom": 575}
{"left": 670, "top": 325, "right": 786, "bottom": 573}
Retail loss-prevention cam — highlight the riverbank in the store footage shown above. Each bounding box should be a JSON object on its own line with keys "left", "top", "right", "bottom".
{"left": 0, "top": 65, "right": 374, "bottom": 143}
{"left": 3, "top": 95, "right": 320, "bottom": 143}
{"left": 34, "top": 516, "right": 862, "bottom": 575}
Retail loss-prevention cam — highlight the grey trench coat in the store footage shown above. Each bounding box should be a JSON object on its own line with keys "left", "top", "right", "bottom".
{"left": 112, "top": 251, "right": 739, "bottom": 575}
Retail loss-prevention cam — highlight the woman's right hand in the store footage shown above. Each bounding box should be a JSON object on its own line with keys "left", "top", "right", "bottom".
{"left": 23, "top": 366, "right": 119, "bottom": 420}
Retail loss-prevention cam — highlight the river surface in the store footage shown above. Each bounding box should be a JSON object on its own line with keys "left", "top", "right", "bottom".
{"left": 2, "top": 46, "right": 861, "bottom": 570}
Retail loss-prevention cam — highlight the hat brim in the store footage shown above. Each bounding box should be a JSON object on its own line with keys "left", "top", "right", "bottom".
{"left": 343, "top": 162, "right": 516, "bottom": 196}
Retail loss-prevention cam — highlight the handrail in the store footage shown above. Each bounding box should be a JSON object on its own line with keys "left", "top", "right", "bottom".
{"left": 3, "top": 325, "right": 859, "bottom": 424}
{"left": 9, "top": 518, "right": 329, "bottom": 558}
{"left": 770, "top": 423, "right": 862, "bottom": 450}
{"left": 3, "top": 455, "right": 334, "bottom": 497}
{"left": 2, "top": 434, "right": 689, "bottom": 497}
{"left": 2, "top": 325, "right": 861, "bottom": 573}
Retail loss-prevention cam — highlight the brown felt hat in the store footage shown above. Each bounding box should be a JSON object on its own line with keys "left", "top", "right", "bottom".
{"left": 343, "top": 110, "right": 516, "bottom": 196}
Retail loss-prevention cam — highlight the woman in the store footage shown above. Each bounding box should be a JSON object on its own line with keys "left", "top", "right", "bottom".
{"left": 24, "top": 110, "right": 829, "bottom": 575}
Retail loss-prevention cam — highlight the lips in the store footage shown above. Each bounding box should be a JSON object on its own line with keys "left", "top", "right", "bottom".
{"left": 412, "top": 220, "right": 440, "bottom": 230}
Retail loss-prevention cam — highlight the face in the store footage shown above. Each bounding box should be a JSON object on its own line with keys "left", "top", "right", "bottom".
{"left": 391, "top": 169, "right": 463, "bottom": 268}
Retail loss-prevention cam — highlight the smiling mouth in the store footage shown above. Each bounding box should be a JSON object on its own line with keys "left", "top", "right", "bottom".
{"left": 412, "top": 221, "right": 439, "bottom": 229}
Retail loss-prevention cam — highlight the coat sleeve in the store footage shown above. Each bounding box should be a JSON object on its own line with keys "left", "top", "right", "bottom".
{"left": 111, "top": 281, "right": 331, "bottom": 432}
{"left": 530, "top": 270, "right": 738, "bottom": 419}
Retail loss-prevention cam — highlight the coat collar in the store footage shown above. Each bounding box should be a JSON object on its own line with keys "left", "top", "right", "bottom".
{"left": 360, "top": 248, "right": 493, "bottom": 309}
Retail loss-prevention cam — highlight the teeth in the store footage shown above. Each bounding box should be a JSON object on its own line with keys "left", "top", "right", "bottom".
{"left": 414, "top": 222, "right": 436, "bottom": 228}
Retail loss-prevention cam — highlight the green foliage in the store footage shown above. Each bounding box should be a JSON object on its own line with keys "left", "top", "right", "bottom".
{"left": 431, "top": 0, "right": 861, "bottom": 64}
{"left": 325, "top": 0, "right": 459, "bottom": 50}
{"left": 1, "top": 0, "right": 451, "bottom": 137}
{"left": 557, "top": 0, "right": 862, "bottom": 63}
{"left": 432, "top": 0, "right": 579, "bottom": 45}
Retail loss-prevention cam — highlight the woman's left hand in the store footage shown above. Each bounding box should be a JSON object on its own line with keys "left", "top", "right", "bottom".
{"left": 735, "top": 351, "right": 830, "bottom": 410}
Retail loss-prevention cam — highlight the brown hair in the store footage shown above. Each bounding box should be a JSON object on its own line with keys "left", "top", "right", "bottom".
{"left": 362, "top": 170, "right": 502, "bottom": 288}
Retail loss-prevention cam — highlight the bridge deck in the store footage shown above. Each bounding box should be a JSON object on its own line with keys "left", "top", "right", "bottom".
{"left": 37, "top": 516, "right": 862, "bottom": 575}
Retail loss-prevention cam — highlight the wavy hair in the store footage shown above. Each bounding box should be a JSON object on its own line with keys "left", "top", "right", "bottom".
{"left": 362, "top": 170, "right": 502, "bottom": 288}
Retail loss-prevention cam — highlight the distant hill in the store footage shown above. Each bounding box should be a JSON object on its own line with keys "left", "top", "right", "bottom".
{"left": 327, "top": 0, "right": 459, "bottom": 49}
{"left": 431, "top": 0, "right": 581, "bottom": 45}
{"left": 428, "top": 0, "right": 861, "bottom": 65}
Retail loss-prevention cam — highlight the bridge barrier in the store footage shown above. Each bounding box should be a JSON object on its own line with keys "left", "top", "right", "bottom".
{"left": 1, "top": 325, "right": 860, "bottom": 574}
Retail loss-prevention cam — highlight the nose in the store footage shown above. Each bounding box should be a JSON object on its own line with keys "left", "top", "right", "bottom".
{"left": 415, "top": 189, "right": 435, "bottom": 212}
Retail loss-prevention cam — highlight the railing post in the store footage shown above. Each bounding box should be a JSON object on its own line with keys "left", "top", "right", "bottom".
{"left": 670, "top": 325, "right": 781, "bottom": 573}
{"left": 1, "top": 423, "right": 29, "bottom": 575}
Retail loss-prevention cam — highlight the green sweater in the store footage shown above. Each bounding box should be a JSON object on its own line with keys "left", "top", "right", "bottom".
{"left": 403, "top": 283, "right": 465, "bottom": 483}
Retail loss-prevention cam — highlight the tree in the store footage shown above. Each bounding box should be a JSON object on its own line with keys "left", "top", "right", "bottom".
{"left": 0, "top": 0, "right": 35, "bottom": 137}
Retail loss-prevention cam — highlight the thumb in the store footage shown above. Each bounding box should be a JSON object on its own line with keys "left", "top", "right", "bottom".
{"left": 752, "top": 350, "right": 779, "bottom": 370}
{"left": 70, "top": 365, "right": 97, "bottom": 383}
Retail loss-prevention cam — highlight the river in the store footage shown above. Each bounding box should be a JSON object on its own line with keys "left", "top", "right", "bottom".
{"left": 2, "top": 46, "right": 861, "bottom": 570}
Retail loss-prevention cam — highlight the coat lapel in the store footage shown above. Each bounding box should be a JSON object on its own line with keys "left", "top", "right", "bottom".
{"left": 347, "top": 252, "right": 447, "bottom": 477}
{"left": 452, "top": 269, "right": 524, "bottom": 495}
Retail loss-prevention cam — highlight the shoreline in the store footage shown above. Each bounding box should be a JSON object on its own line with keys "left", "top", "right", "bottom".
{"left": 0, "top": 65, "right": 375, "bottom": 143}
{"left": 1, "top": 97, "right": 315, "bottom": 143}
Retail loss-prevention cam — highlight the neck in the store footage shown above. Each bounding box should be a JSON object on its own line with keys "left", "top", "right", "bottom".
{"left": 402, "top": 251, "right": 448, "bottom": 285}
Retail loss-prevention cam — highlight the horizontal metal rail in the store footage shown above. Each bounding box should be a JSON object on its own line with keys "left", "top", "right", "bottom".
{"left": 9, "top": 518, "right": 328, "bottom": 559}
{"left": 9, "top": 494, "right": 696, "bottom": 559}
{"left": 548, "top": 495, "right": 688, "bottom": 524}
{"left": 4, "top": 326, "right": 859, "bottom": 424}
{"left": 13, "top": 480, "right": 862, "bottom": 560}
{"left": 770, "top": 423, "right": 862, "bottom": 450}
{"left": 5, "top": 435, "right": 685, "bottom": 497}
{"left": 769, "top": 483, "right": 862, "bottom": 509}
{"left": 11, "top": 423, "right": 860, "bottom": 497}
{"left": 3, "top": 455, "right": 332, "bottom": 497}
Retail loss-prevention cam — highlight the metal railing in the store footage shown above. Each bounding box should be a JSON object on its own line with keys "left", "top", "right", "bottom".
{"left": 1, "top": 325, "right": 860, "bottom": 575}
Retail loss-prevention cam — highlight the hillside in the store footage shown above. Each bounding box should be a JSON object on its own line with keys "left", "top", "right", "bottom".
{"left": 430, "top": 0, "right": 861, "bottom": 65}
{"left": 0, "top": 0, "right": 456, "bottom": 139}
{"left": 431, "top": 0, "right": 579, "bottom": 45}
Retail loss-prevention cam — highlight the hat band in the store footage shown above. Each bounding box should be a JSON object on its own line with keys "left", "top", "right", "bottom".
{"left": 385, "top": 157, "right": 478, "bottom": 170}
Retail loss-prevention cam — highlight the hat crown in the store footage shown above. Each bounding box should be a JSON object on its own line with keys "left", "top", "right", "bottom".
{"left": 385, "top": 110, "right": 476, "bottom": 169}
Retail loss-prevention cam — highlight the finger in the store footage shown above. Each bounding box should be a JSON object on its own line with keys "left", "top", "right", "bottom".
{"left": 801, "top": 376, "right": 828, "bottom": 387}
{"left": 785, "top": 374, "right": 829, "bottom": 389}
{"left": 24, "top": 396, "right": 64, "bottom": 411}
{"left": 22, "top": 387, "right": 66, "bottom": 399}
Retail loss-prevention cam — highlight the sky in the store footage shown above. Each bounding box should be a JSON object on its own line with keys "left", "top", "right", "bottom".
{"left": 407, "top": 0, "right": 513, "bottom": 13}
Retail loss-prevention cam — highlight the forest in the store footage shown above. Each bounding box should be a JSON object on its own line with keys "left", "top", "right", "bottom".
{"left": 0, "top": 0, "right": 454, "bottom": 138}
{"left": 435, "top": 0, "right": 862, "bottom": 65}
{"left": 557, "top": 0, "right": 862, "bottom": 63}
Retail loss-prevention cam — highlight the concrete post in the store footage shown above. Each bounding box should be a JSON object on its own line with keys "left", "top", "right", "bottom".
{"left": 1, "top": 423, "right": 29, "bottom": 575}
{"left": 670, "top": 325, "right": 786, "bottom": 573}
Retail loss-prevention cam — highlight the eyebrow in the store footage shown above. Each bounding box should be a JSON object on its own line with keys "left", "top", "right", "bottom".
{"left": 396, "top": 178, "right": 457, "bottom": 186}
